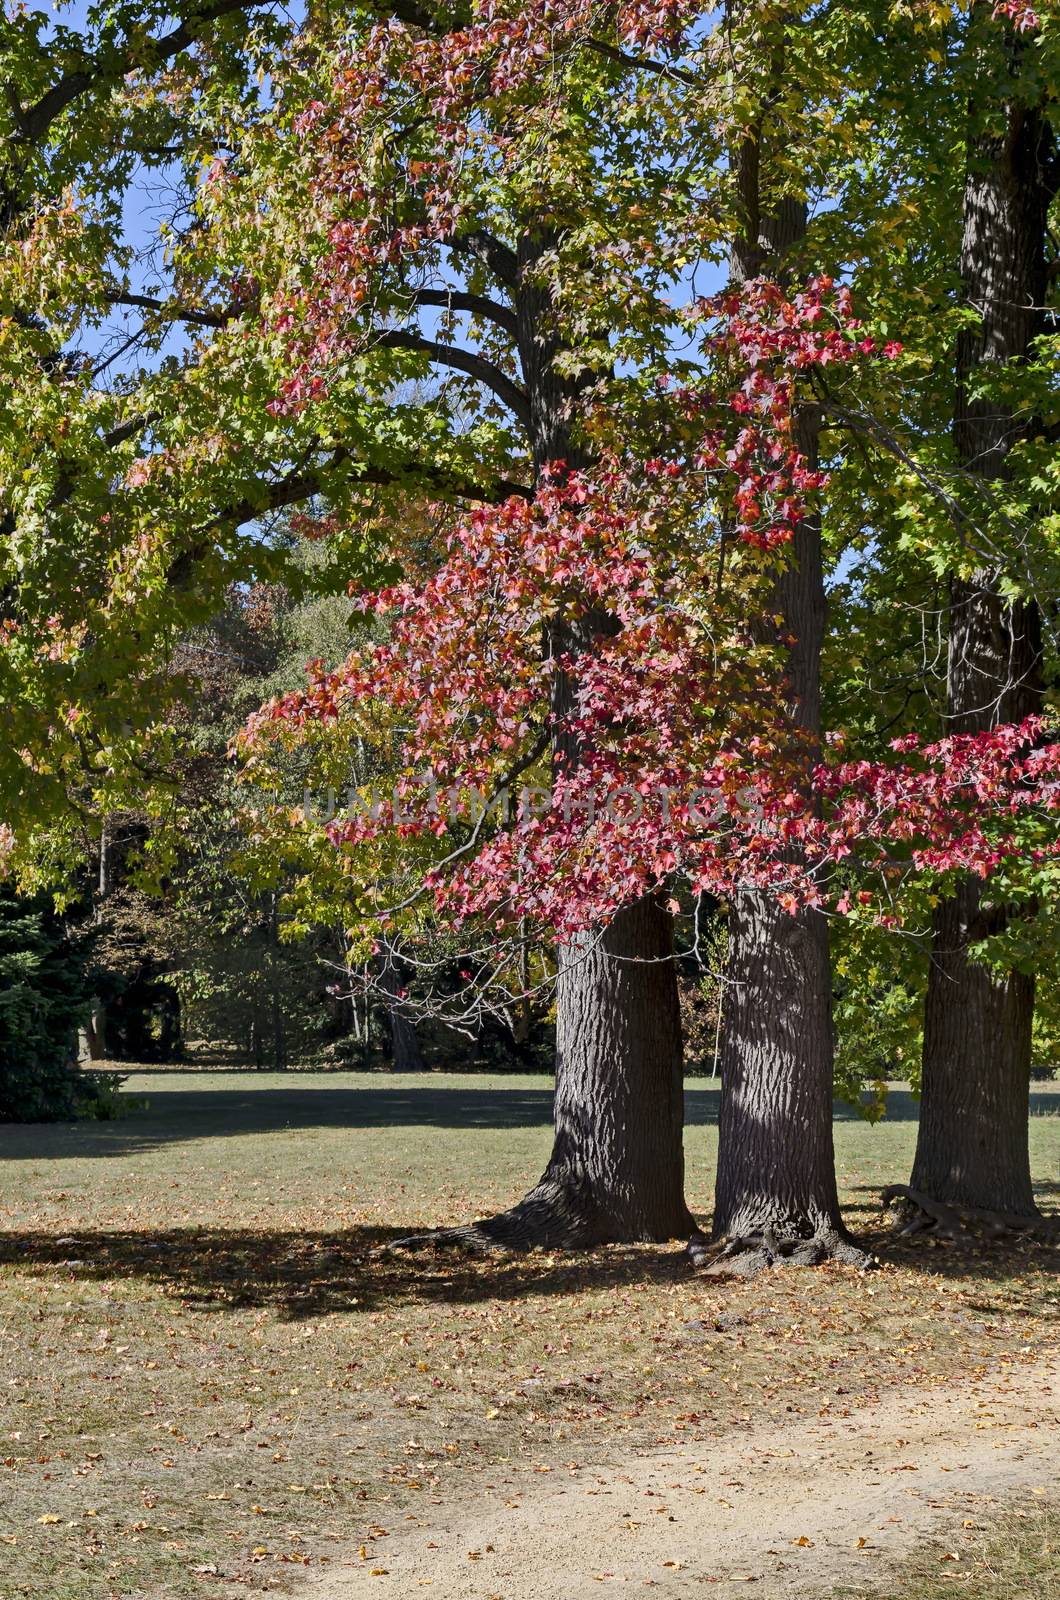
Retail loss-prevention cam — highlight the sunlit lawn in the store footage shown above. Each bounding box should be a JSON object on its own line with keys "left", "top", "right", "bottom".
{"left": 0, "top": 1071, "right": 1057, "bottom": 1599}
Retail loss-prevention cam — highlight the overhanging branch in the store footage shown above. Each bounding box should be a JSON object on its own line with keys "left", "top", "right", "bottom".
{"left": 408, "top": 288, "right": 518, "bottom": 338}
{"left": 13, "top": 0, "right": 444, "bottom": 147}
{"left": 375, "top": 330, "right": 531, "bottom": 429}
{"left": 106, "top": 291, "right": 235, "bottom": 329}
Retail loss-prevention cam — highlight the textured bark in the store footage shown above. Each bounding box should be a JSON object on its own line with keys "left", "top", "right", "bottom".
{"left": 471, "top": 897, "right": 693, "bottom": 1247}
{"left": 708, "top": 412, "right": 860, "bottom": 1267}
{"left": 703, "top": 136, "right": 866, "bottom": 1271}
{"left": 710, "top": 893, "right": 848, "bottom": 1255}
{"left": 913, "top": 35, "right": 1059, "bottom": 1217}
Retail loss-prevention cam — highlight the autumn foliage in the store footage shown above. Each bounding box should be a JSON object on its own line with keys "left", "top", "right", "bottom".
{"left": 243, "top": 271, "right": 1060, "bottom": 941}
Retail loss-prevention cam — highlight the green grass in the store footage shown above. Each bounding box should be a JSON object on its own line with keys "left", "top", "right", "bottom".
{"left": 0, "top": 1071, "right": 1056, "bottom": 1599}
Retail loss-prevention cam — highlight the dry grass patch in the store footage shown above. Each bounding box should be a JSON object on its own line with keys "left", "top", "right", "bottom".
{"left": 832, "top": 1498, "right": 1060, "bottom": 1599}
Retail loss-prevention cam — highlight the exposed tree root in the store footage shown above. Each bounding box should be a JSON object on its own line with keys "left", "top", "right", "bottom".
{"left": 377, "top": 1176, "right": 695, "bottom": 1257}
{"left": 686, "top": 1226, "right": 876, "bottom": 1279}
{"left": 881, "top": 1184, "right": 1060, "bottom": 1243}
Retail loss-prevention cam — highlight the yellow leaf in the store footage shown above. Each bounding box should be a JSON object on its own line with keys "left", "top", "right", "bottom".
{"left": 792, "top": 1535, "right": 814, "bottom": 1547}
{"left": 38, "top": 1515, "right": 61, "bottom": 1525}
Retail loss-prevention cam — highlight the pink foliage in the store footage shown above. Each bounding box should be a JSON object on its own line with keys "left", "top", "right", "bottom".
{"left": 242, "top": 272, "right": 1058, "bottom": 938}
{"left": 991, "top": 1, "right": 1041, "bottom": 32}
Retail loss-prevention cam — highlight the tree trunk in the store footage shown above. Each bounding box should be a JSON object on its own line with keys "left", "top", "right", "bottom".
{"left": 701, "top": 128, "right": 866, "bottom": 1272}
{"left": 707, "top": 410, "right": 860, "bottom": 1269}
{"left": 473, "top": 897, "right": 694, "bottom": 1247}
{"left": 82, "top": 1000, "right": 107, "bottom": 1062}
{"left": 915, "top": 890, "right": 1036, "bottom": 1214}
{"left": 378, "top": 961, "right": 426, "bottom": 1074}
{"left": 508, "top": 238, "right": 689, "bottom": 1245}
{"left": 912, "top": 23, "right": 1058, "bottom": 1219}
{"left": 711, "top": 891, "right": 863, "bottom": 1266}
{"left": 86, "top": 821, "right": 112, "bottom": 1060}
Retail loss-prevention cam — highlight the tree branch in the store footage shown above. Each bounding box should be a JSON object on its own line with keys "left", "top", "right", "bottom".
{"left": 165, "top": 449, "right": 529, "bottom": 588}
{"left": 449, "top": 229, "right": 519, "bottom": 289}
{"left": 585, "top": 38, "right": 699, "bottom": 87}
{"left": 375, "top": 330, "right": 531, "bottom": 428}
{"left": 107, "top": 291, "right": 235, "bottom": 329}
{"left": 195, "top": 447, "right": 531, "bottom": 538}
{"left": 408, "top": 288, "right": 518, "bottom": 338}
{"left": 13, "top": 0, "right": 443, "bottom": 147}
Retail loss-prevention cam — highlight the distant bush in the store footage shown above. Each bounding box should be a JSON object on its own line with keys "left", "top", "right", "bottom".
{"left": 0, "top": 889, "right": 118, "bottom": 1122}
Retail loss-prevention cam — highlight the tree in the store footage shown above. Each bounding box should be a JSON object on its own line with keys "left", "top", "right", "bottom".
{"left": 1, "top": 2, "right": 494, "bottom": 880}
{"left": 797, "top": 0, "right": 1059, "bottom": 1223}
{"left": 221, "top": 3, "right": 735, "bottom": 1243}
{"left": 0, "top": 887, "right": 102, "bottom": 1121}
{"left": 910, "top": 1, "right": 1060, "bottom": 1220}
{"left": 4, "top": 0, "right": 1058, "bottom": 1252}
{"left": 695, "top": 15, "right": 862, "bottom": 1272}
{"left": 235, "top": 2, "right": 1060, "bottom": 1257}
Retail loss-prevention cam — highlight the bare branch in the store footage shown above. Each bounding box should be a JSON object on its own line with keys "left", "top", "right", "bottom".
{"left": 585, "top": 38, "right": 699, "bottom": 87}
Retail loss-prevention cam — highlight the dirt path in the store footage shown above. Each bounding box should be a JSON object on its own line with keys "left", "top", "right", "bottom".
{"left": 309, "top": 1353, "right": 1058, "bottom": 1598}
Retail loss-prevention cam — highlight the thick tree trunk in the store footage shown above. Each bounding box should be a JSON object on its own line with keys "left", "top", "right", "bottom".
{"left": 912, "top": 30, "right": 1058, "bottom": 1219}
{"left": 706, "top": 415, "right": 861, "bottom": 1268}
{"left": 473, "top": 897, "right": 694, "bottom": 1247}
{"left": 700, "top": 138, "right": 866, "bottom": 1271}
{"left": 915, "top": 890, "right": 1036, "bottom": 1215}
{"left": 712, "top": 895, "right": 850, "bottom": 1258}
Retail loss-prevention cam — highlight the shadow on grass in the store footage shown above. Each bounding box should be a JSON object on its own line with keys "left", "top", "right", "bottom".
{"left": 1, "top": 1215, "right": 1055, "bottom": 1321}
{"left": 2, "top": 1080, "right": 1020, "bottom": 1161}
{"left": 0, "top": 1224, "right": 698, "bottom": 1320}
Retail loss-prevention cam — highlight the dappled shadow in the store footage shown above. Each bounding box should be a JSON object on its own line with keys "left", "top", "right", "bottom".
{"left": 0, "top": 1224, "right": 698, "bottom": 1320}
{"left": 874, "top": 1229, "right": 1060, "bottom": 1284}
{"left": 841, "top": 1180, "right": 1060, "bottom": 1285}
